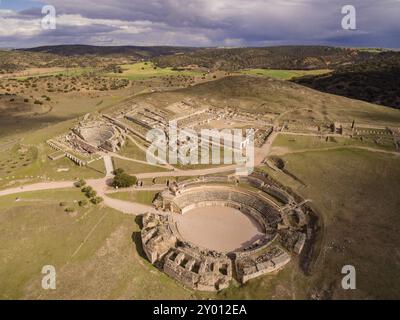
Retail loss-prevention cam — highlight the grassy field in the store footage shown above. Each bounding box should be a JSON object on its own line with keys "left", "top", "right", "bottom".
{"left": 0, "top": 144, "right": 104, "bottom": 190}
{"left": 119, "top": 139, "right": 147, "bottom": 161}
{"left": 240, "top": 69, "right": 331, "bottom": 80}
{"left": 112, "top": 157, "right": 171, "bottom": 175}
{"left": 161, "top": 76, "right": 400, "bottom": 127}
{"left": 5, "top": 67, "right": 97, "bottom": 80}
{"left": 0, "top": 90, "right": 129, "bottom": 141}
{"left": 0, "top": 188, "right": 192, "bottom": 299}
{"left": 260, "top": 148, "right": 400, "bottom": 299}
{"left": 107, "top": 62, "right": 199, "bottom": 80}
{"left": 107, "top": 190, "right": 159, "bottom": 205}
{"left": 271, "top": 134, "right": 397, "bottom": 154}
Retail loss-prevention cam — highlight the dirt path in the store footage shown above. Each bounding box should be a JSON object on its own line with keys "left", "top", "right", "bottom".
{"left": 103, "top": 155, "right": 114, "bottom": 177}
{"left": 135, "top": 164, "right": 240, "bottom": 179}
{"left": 0, "top": 181, "right": 75, "bottom": 197}
{"left": 86, "top": 177, "right": 157, "bottom": 215}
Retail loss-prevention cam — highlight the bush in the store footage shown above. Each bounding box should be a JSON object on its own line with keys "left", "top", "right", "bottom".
{"left": 91, "top": 197, "right": 103, "bottom": 205}
{"left": 85, "top": 190, "right": 97, "bottom": 198}
{"left": 113, "top": 168, "right": 125, "bottom": 175}
{"left": 78, "top": 199, "right": 88, "bottom": 207}
{"left": 81, "top": 186, "right": 92, "bottom": 193}
{"left": 75, "top": 179, "right": 86, "bottom": 188}
{"left": 112, "top": 169, "right": 137, "bottom": 188}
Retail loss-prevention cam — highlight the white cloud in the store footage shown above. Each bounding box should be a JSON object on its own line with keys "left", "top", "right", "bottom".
{"left": 0, "top": 0, "right": 399, "bottom": 48}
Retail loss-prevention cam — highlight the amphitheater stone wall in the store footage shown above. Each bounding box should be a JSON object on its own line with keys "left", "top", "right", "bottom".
{"left": 141, "top": 177, "right": 314, "bottom": 291}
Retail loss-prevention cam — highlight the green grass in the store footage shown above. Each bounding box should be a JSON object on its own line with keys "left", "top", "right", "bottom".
{"left": 112, "top": 157, "right": 171, "bottom": 175}
{"left": 107, "top": 190, "right": 158, "bottom": 205}
{"left": 11, "top": 67, "right": 97, "bottom": 80}
{"left": 0, "top": 91, "right": 128, "bottom": 142}
{"left": 260, "top": 148, "right": 400, "bottom": 299}
{"left": 106, "top": 62, "right": 199, "bottom": 80}
{"left": 0, "top": 144, "right": 37, "bottom": 179}
{"left": 240, "top": 69, "right": 332, "bottom": 80}
{"left": 119, "top": 139, "right": 147, "bottom": 161}
{"left": 87, "top": 158, "right": 105, "bottom": 174}
{"left": 0, "top": 188, "right": 192, "bottom": 299}
{"left": 272, "top": 134, "right": 396, "bottom": 153}
{"left": 0, "top": 144, "right": 104, "bottom": 190}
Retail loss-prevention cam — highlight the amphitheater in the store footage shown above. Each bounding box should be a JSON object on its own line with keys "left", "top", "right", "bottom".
{"left": 71, "top": 115, "right": 126, "bottom": 153}
{"left": 141, "top": 173, "right": 317, "bottom": 291}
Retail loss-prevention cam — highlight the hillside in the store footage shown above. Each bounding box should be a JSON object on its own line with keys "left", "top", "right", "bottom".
{"left": 153, "top": 46, "right": 377, "bottom": 71}
{"left": 1, "top": 45, "right": 198, "bottom": 74}
{"left": 0, "top": 50, "right": 134, "bottom": 73}
{"left": 129, "top": 75, "right": 400, "bottom": 126}
{"left": 20, "top": 44, "right": 197, "bottom": 58}
{"left": 293, "top": 51, "right": 400, "bottom": 109}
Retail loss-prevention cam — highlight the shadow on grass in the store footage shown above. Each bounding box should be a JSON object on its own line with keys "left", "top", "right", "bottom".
{"left": 131, "top": 215, "right": 147, "bottom": 260}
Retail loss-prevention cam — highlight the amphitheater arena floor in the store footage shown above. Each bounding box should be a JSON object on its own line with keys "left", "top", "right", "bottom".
{"left": 173, "top": 206, "right": 265, "bottom": 252}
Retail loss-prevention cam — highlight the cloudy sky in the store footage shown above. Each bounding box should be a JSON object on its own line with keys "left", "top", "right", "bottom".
{"left": 0, "top": 0, "right": 399, "bottom": 48}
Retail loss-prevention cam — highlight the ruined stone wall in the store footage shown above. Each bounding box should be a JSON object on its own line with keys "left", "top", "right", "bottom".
{"left": 142, "top": 178, "right": 316, "bottom": 292}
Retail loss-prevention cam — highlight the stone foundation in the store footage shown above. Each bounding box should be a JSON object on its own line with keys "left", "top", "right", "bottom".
{"left": 140, "top": 175, "right": 315, "bottom": 292}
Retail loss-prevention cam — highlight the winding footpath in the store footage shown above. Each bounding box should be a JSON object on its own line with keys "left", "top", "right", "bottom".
{"left": 0, "top": 181, "right": 75, "bottom": 197}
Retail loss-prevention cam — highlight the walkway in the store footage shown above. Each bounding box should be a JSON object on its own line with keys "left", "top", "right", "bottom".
{"left": 103, "top": 155, "right": 114, "bottom": 177}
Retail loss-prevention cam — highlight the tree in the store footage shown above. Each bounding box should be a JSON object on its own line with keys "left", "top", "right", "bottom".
{"left": 75, "top": 179, "right": 86, "bottom": 188}
{"left": 81, "top": 186, "right": 92, "bottom": 193}
{"left": 112, "top": 168, "right": 137, "bottom": 188}
{"left": 85, "top": 190, "right": 97, "bottom": 198}
{"left": 91, "top": 197, "right": 103, "bottom": 205}
{"left": 113, "top": 168, "right": 124, "bottom": 175}
{"left": 78, "top": 199, "right": 88, "bottom": 207}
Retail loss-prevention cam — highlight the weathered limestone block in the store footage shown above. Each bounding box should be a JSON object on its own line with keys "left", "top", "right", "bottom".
{"left": 294, "top": 233, "right": 307, "bottom": 254}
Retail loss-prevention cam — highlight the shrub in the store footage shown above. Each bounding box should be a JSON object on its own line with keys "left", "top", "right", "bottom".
{"left": 75, "top": 179, "right": 86, "bottom": 188}
{"left": 85, "top": 190, "right": 97, "bottom": 198}
{"left": 78, "top": 199, "right": 88, "bottom": 207}
{"left": 81, "top": 186, "right": 92, "bottom": 193}
{"left": 91, "top": 197, "right": 103, "bottom": 205}
{"left": 113, "top": 168, "right": 124, "bottom": 175}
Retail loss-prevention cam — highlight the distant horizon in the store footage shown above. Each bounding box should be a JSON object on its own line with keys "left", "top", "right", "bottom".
{"left": 1, "top": 44, "right": 399, "bottom": 51}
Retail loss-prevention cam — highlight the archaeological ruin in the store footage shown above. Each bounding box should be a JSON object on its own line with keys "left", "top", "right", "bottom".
{"left": 141, "top": 173, "right": 318, "bottom": 291}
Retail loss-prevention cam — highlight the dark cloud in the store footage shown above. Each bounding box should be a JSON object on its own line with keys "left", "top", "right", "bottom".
{"left": 0, "top": 0, "right": 399, "bottom": 48}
